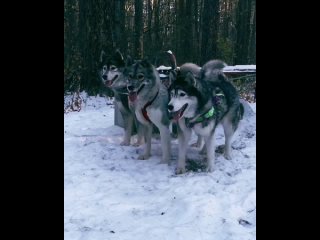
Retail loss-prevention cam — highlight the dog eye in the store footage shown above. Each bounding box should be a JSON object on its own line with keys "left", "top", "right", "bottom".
{"left": 110, "top": 66, "right": 117, "bottom": 71}
{"left": 137, "top": 73, "right": 144, "bottom": 80}
{"left": 103, "top": 66, "right": 107, "bottom": 71}
{"left": 129, "top": 73, "right": 134, "bottom": 79}
{"left": 180, "top": 93, "right": 186, "bottom": 97}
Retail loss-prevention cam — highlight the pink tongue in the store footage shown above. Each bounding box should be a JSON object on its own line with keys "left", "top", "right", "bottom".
{"left": 106, "top": 80, "right": 112, "bottom": 87}
{"left": 173, "top": 111, "right": 181, "bottom": 121}
{"left": 129, "top": 92, "right": 137, "bottom": 102}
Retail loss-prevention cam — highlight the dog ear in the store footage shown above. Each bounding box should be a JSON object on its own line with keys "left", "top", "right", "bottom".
{"left": 166, "top": 50, "right": 177, "bottom": 70}
{"left": 185, "top": 71, "right": 197, "bottom": 87}
{"left": 114, "top": 49, "right": 125, "bottom": 67}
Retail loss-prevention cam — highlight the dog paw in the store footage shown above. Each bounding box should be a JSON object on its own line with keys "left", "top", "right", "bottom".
{"left": 175, "top": 167, "right": 186, "bottom": 175}
{"left": 132, "top": 142, "right": 141, "bottom": 147}
{"left": 206, "top": 166, "right": 214, "bottom": 172}
{"left": 120, "top": 140, "right": 130, "bottom": 146}
{"left": 138, "top": 154, "right": 150, "bottom": 160}
{"left": 224, "top": 152, "right": 232, "bottom": 160}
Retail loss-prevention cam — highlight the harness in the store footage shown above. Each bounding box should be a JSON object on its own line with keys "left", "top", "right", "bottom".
{"left": 141, "top": 91, "right": 159, "bottom": 122}
{"left": 185, "top": 106, "right": 215, "bottom": 128}
{"left": 185, "top": 93, "right": 226, "bottom": 128}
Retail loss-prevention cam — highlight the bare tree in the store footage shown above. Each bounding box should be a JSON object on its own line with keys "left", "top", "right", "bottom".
{"left": 64, "top": 0, "right": 256, "bottom": 94}
{"left": 200, "top": 0, "right": 220, "bottom": 65}
{"left": 235, "top": 0, "right": 252, "bottom": 64}
{"left": 134, "top": 0, "right": 143, "bottom": 58}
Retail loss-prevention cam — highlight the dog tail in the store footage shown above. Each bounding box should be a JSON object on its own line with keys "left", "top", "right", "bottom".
{"left": 204, "top": 59, "right": 227, "bottom": 71}
{"left": 166, "top": 50, "right": 177, "bottom": 70}
{"left": 201, "top": 60, "right": 227, "bottom": 83}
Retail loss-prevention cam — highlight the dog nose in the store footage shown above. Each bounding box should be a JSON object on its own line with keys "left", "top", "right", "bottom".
{"left": 127, "top": 85, "right": 134, "bottom": 91}
{"left": 102, "top": 75, "right": 108, "bottom": 80}
{"left": 168, "top": 105, "right": 174, "bottom": 111}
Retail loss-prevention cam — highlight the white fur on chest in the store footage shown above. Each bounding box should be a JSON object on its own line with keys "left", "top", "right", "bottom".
{"left": 135, "top": 109, "right": 150, "bottom": 125}
{"left": 192, "top": 121, "right": 215, "bottom": 137}
{"left": 148, "top": 108, "right": 163, "bottom": 126}
{"left": 135, "top": 106, "right": 163, "bottom": 127}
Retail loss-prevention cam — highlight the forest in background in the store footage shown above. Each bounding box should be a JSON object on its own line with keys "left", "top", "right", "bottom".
{"left": 64, "top": 0, "right": 256, "bottom": 95}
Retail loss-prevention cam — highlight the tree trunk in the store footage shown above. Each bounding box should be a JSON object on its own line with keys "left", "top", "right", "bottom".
{"left": 200, "top": 0, "right": 219, "bottom": 65}
{"left": 145, "top": 0, "right": 153, "bottom": 56}
{"left": 154, "top": 0, "right": 161, "bottom": 53}
{"left": 115, "top": 0, "right": 121, "bottom": 49}
{"left": 248, "top": 0, "right": 256, "bottom": 64}
{"left": 64, "top": 0, "right": 256, "bottom": 95}
{"left": 134, "top": 0, "right": 143, "bottom": 58}
{"left": 235, "top": 0, "right": 252, "bottom": 64}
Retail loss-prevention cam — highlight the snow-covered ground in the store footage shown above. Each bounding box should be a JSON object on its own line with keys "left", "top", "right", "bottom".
{"left": 64, "top": 96, "right": 256, "bottom": 240}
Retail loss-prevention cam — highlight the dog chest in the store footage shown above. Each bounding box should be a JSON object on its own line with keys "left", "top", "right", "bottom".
{"left": 192, "top": 121, "right": 215, "bottom": 137}
{"left": 117, "top": 101, "right": 126, "bottom": 112}
{"left": 135, "top": 109, "right": 150, "bottom": 125}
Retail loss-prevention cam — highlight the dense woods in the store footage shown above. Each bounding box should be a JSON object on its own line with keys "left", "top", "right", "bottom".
{"left": 64, "top": 0, "right": 256, "bottom": 95}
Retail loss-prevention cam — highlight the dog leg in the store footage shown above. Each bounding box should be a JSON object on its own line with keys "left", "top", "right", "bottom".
{"left": 191, "top": 135, "right": 203, "bottom": 148}
{"left": 204, "top": 134, "right": 216, "bottom": 172}
{"left": 132, "top": 122, "right": 145, "bottom": 147}
{"left": 176, "top": 126, "right": 191, "bottom": 174}
{"left": 170, "top": 122, "right": 178, "bottom": 138}
{"left": 158, "top": 125, "right": 171, "bottom": 165}
{"left": 120, "top": 113, "right": 133, "bottom": 146}
{"left": 222, "top": 119, "right": 235, "bottom": 160}
{"left": 199, "top": 143, "right": 207, "bottom": 155}
{"left": 138, "top": 124, "right": 152, "bottom": 160}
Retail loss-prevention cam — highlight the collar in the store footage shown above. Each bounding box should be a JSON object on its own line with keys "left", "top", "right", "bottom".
{"left": 185, "top": 106, "right": 215, "bottom": 128}
{"left": 142, "top": 91, "right": 159, "bottom": 122}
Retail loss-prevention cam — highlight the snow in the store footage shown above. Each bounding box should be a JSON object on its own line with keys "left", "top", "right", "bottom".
{"left": 223, "top": 65, "right": 256, "bottom": 73}
{"left": 64, "top": 96, "right": 256, "bottom": 240}
{"left": 159, "top": 73, "right": 168, "bottom": 78}
{"left": 156, "top": 65, "right": 172, "bottom": 71}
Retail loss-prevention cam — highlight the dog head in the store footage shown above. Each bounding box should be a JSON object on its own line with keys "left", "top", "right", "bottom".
{"left": 168, "top": 67, "right": 214, "bottom": 121}
{"left": 125, "top": 59, "right": 160, "bottom": 103}
{"left": 100, "top": 50, "right": 127, "bottom": 91}
{"left": 153, "top": 50, "right": 178, "bottom": 88}
{"left": 156, "top": 65, "right": 173, "bottom": 88}
{"left": 167, "top": 72, "right": 200, "bottom": 121}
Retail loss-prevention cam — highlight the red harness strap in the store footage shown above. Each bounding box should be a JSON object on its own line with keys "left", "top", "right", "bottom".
{"left": 141, "top": 91, "right": 159, "bottom": 122}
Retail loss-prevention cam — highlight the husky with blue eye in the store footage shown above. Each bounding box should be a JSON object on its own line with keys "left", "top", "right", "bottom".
{"left": 168, "top": 60, "right": 244, "bottom": 174}
{"left": 100, "top": 50, "right": 143, "bottom": 146}
{"left": 125, "top": 58, "right": 171, "bottom": 164}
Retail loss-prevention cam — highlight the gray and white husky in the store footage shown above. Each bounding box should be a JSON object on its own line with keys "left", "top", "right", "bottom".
{"left": 168, "top": 60, "right": 244, "bottom": 174}
{"left": 100, "top": 50, "right": 143, "bottom": 146}
{"left": 125, "top": 58, "right": 171, "bottom": 164}
{"left": 174, "top": 62, "right": 204, "bottom": 147}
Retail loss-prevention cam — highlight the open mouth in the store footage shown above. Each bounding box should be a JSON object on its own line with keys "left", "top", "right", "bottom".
{"left": 128, "top": 84, "right": 145, "bottom": 102}
{"left": 104, "top": 75, "right": 118, "bottom": 87}
{"left": 105, "top": 80, "right": 113, "bottom": 87}
{"left": 169, "top": 103, "right": 188, "bottom": 121}
{"left": 128, "top": 91, "right": 137, "bottom": 102}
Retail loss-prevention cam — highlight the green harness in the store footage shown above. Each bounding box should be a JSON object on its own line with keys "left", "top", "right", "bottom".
{"left": 185, "top": 93, "right": 226, "bottom": 128}
{"left": 185, "top": 106, "right": 215, "bottom": 128}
